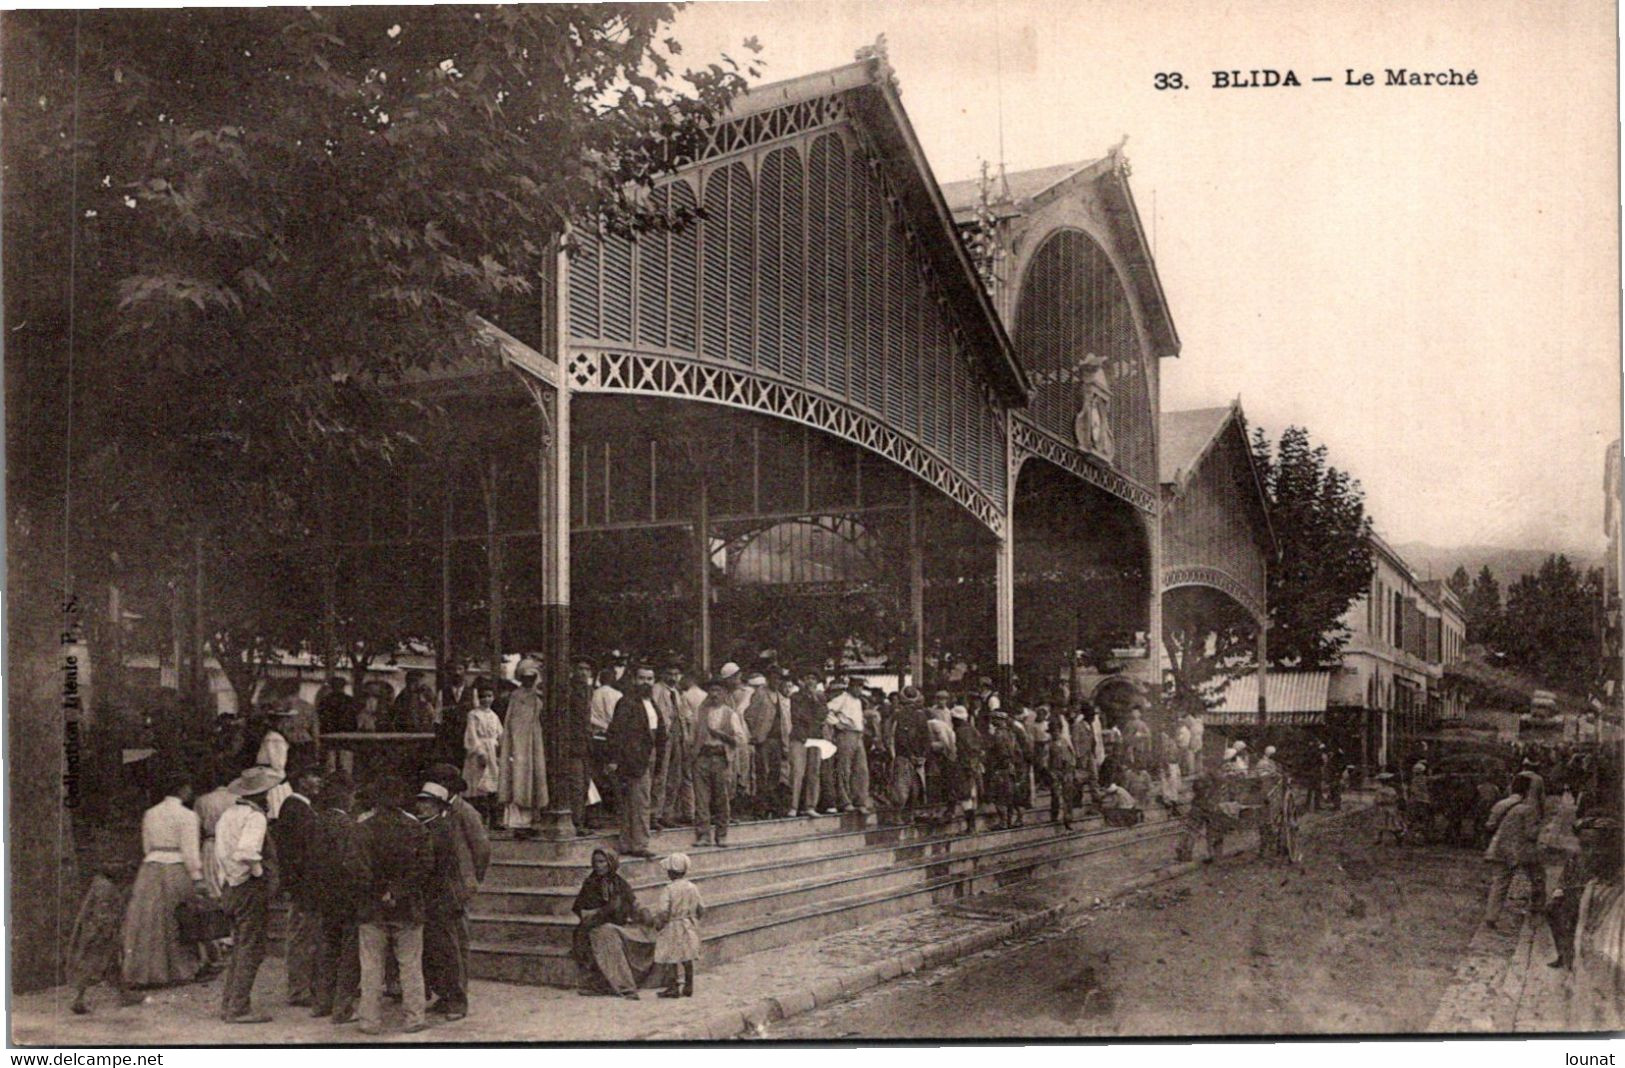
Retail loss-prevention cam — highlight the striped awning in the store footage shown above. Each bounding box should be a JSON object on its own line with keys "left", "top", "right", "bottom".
{"left": 1206, "top": 671, "right": 1332, "bottom": 722}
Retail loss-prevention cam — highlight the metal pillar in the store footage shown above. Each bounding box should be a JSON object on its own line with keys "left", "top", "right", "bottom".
{"left": 995, "top": 528, "right": 1014, "bottom": 690}
{"left": 532, "top": 376, "right": 577, "bottom": 840}
{"left": 908, "top": 482, "right": 925, "bottom": 688}
{"left": 480, "top": 455, "right": 505, "bottom": 687}
{"left": 695, "top": 463, "right": 712, "bottom": 674}
{"left": 1256, "top": 618, "right": 1269, "bottom": 725}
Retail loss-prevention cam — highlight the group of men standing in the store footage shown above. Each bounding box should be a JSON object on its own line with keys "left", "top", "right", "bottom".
{"left": 212, "top": 760, "right": 490, "bottom": 1034}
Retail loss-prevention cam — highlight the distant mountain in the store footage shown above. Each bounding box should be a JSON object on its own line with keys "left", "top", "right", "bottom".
{"left": 1391, "top": 542, "right": 1605, "bottom": 586}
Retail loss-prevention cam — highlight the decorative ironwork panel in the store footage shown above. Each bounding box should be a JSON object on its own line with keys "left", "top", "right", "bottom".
{"left": 1013, "top": 228, "right": 1156, "bottom": 488}
{"left": 569, "top": 349, "right": 1004, "bottom": 537}
{"left": 1011, "top": 418, "right": 1157, "bottom": 515}
{"left": 1163, "top": 565, "right": 1266, "bottom": 623}
{"left": 566, "top": 123, "right": 1010, "bottom": 517}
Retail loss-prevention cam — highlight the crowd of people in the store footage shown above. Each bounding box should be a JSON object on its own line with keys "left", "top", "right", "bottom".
{"left": 70, "top": 650, "right": 1624, "bottom": 1017}
{"left": 71, "top": 754, "right": 491, "bottom": 1033}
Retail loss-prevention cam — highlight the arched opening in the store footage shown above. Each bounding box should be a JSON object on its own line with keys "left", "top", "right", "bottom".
{"left": 567, "top": 394, "right": 997, "bottom": 677}
{"left": 1011, "top": 456, "right": 1151, "bottom": 701}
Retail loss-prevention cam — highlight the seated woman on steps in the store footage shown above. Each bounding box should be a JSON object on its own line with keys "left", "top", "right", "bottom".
{"left": 571, "top": 847, "right": 640, "bottom": 996}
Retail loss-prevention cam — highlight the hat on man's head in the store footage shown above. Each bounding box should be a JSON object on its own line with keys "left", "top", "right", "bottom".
{"left": 664, "top": 852, "right": 691, "bottom": 876}
{"left": 745, "top": 672, "right": 767, "bottom": 686}
{"left": 228, "top": 765, "right": 285, "bottom": 797}
{"left": 515, "top": 657, "right": 541, "bottom": 677}
{"left": 718, "top": 662, "right": 741, "bottom": 681}
{"left": 424, "top": 762, "right": 468, "bottom": 795}
{"left": 950, "top": 706, "right": 969, "bottom": 721}
{"left": 846, "top": 674, "right": 866, "bottom": 686}
{"left": 900, "top": 685, "right": 923, "bottom": 703}
{"left": 417, "top": 781, "right": 453, "bottom": 805}
{"left": 610, "top": 648, "right": 628, "bottom": 663}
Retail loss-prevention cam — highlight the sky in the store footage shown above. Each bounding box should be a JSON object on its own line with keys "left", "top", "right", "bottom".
{"left": 672, "top": 0, "right": 1621, "bottom": 553}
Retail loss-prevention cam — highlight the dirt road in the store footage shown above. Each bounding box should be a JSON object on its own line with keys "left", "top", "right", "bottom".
{"left": 773, "top": 808, "right": 1491, "bottom": 1038}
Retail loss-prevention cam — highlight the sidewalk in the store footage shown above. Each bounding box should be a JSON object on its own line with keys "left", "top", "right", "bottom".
{"left": 12, "top": 805, "right": 1361, "bottom": 1045}
{"left": 1427, "top": 875, "right": 1619, "bottom": 1033}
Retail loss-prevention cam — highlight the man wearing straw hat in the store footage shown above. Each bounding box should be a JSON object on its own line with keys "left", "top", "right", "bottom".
{"left": 215, "top": 765, "right": 284, "bottom": 1023}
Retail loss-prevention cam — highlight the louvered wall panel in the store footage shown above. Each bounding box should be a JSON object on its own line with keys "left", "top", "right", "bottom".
{"left": 804, "top": 138, "right": 833, "bottom": 392}
{"left": 780, "top": 147, "right": 807, "bottom": 386}
{"left": 724, "top": 162, "right": 754, "bottom": 367}
{"left": 757, "top": 150, "right": 786, "bottom": 377}
{"left": 700, "top": 170, "right": 730, "bottom": 361}
{"left": 884, "top": 216, "right": 908, "bottom": 430}
{"left": 601, "top": 231, "right": 634, "bottom": 343}
{"left": 846, "top": 153, "right": 871, "bottom": 410}
{"left": 669, "top": 180, "right": 699, "bottom": 351}
{"left": 568, "top": 237, "right": 601, "bottom": 340}
{"left": 635, "top": 187, "right": 670, "bottom": 349}
{"left": 824, "top": 138, "right": 850, "bottom": 401}
{"left": 902, "top": 258, "right": 923, "bottom": 438}
{"left": 563, "top": 122, "right": 1017, "bottom": 518}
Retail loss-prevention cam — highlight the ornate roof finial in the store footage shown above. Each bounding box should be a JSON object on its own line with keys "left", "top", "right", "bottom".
{"left": 1109, "top": 134, "right": 1132, "bottom": 177}
{"left": 855, "top": 34, "right": 899, "bottom": 92}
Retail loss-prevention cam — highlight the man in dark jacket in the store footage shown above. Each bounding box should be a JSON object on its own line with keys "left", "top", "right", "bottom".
{"left": 414, "top": 782, "right": 473, "bottom": 1021}
{"left": 889, "top": 687, "right": 933, "bottom": 814}
{"left": 423, "top": 763, "right": 489, "bottom": 1013}
{"left": 356, "top": 776, "right": 433, "bottom": 1035}
{"left": 274, "top": 765, "right": 324, "bottom": 1007}
{"left": 607, "top": 664, "right": 667, "bottom": 858}
{"left": 310, "top": 771, "right": 364, "bottom": 1024}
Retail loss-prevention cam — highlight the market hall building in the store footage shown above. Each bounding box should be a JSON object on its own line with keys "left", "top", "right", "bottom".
{"left": 341, "top": 47, "right": 1185, "bottom": 827}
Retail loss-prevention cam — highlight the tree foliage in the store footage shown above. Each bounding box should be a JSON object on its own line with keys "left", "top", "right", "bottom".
{"left": 5, "top": 5, "right": 759, "bottom": 696}
{"left": 1250, "top": 425, "right": 1374, "bottom": 668}
{"left": 1161, "top": 589, "right": 1258, "bottom": 711}
{"left": 1463, "top": 564, "right": 1504, "bottom": 647}
{"left": 1497, "top": 555, "right": 1602, "bottom": 696}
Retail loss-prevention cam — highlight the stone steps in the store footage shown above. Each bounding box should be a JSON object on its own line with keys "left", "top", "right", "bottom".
{"left": 470, "top": 802, "right": 1183, "bottom": 986}
{"left": 481, "top": 811, "right": 1108, "bottom": 906}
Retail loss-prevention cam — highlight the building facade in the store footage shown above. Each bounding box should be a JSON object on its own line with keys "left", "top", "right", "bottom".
{"left": 1330, "top": 534, "right": 1464, "bottom": 768}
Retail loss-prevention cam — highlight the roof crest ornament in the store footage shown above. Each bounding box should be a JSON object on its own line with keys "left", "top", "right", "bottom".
{"left": 855, "top": 35, "right": 899, "bottom": 93}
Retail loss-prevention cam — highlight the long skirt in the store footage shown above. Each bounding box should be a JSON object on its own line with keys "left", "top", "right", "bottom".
{"left": 586, "top": 924, "right": 659, "bottom": 995}
{"left": 121, "top": 862, "right": 199, "bottom": 986}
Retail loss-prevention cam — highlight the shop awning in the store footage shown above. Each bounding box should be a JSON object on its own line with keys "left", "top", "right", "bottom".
{"left": 1204, "top": 671, "right": 1331, "bottom": 724}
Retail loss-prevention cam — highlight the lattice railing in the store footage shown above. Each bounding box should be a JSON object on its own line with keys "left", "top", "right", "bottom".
{"left": 1162, "top": 564, "right": 1267, "bottom": 623}
{"left": 1010, "top": 416, "right": 1157, "bottom": 514}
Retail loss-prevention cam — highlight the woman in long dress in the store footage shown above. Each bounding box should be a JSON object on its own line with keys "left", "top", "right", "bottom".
{"left": 122, "top": 775, "right": 204, "bottom": 987}
{"left": 462, "top": 680, "right": 504, "bottom": 825}
{"left": 498, "top": 660, "right": 548, "bottom": 834}
{"left": 571, "top": 847, "right": 653, "bottom": 996}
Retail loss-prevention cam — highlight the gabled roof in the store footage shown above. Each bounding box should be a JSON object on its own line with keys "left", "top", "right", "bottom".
{"left": 723, "top": 51, "right": 1030, "bottom": 405}
{"left": 939, "top": 159, "right": 1100, "bottom": 219}
{"left": 941, "top": 153, "right": 1180, "bottom": 360}
{"left": 1161, "top": 400, "right": 1278, "bottom": 556}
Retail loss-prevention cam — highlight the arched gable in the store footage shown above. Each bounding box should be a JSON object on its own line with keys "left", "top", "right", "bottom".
{"left": 1011, "top": 227, "right": 1157, "bottom": 489}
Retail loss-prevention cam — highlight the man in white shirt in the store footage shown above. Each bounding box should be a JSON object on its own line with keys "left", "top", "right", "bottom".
{"left": 826, "top": 676, "right": 872, "bottom": 813}
{"left": 588, "top": 668, "right": 623, "bottom": 819}
{"left": 215, "top": 766, "right": 283, "bottom": 1023}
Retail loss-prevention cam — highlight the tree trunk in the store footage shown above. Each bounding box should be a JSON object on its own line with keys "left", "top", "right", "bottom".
{"left": 8, "top": 589, "right": 78, "bottom": 992}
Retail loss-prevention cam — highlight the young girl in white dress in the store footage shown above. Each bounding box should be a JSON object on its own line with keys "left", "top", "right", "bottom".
{"left": 648, "top": 853, "right": 704, "bottom": 997}
{"left": 462, "top": 680, "right": 504, "bottom": 825}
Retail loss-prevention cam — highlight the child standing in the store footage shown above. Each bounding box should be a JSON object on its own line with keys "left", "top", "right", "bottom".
{"left": 649, "top": 853, "right": 704, "bottom": 998}
{"left": 462, "top": 679, "right": 504, "bottom": 826}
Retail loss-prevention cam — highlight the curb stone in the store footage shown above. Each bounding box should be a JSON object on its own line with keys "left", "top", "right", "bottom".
{"left": 652, "top": 804, "right": 1367, "bottom": 1040}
